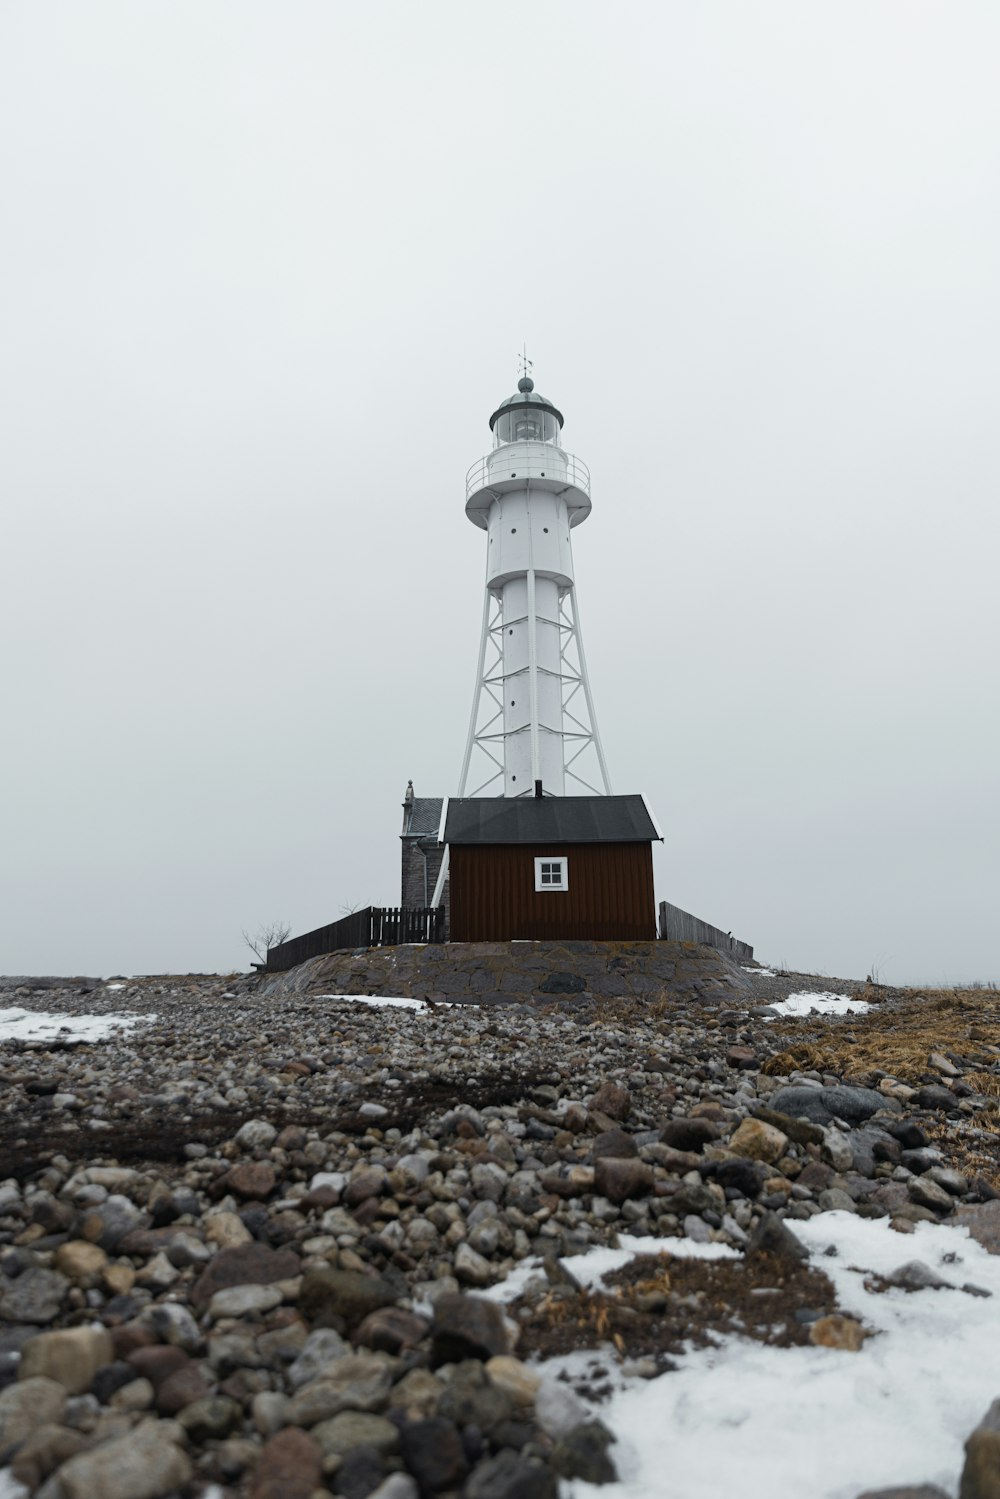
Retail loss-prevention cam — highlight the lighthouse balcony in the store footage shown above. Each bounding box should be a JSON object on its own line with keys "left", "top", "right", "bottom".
{"left": 465, "top": 445, "right": 591, "bottom": 529}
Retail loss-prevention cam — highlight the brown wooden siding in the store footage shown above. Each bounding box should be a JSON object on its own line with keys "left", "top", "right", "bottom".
{"left": 449, "top": 842, "right": 655, "bottom": 943}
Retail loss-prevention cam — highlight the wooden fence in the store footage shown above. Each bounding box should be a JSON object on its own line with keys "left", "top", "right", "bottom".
{"left": 658, "top": 901, "right": 753, "bottom": 961}
{"left": 264, "top": 905, "right": 444, "bottom": 972}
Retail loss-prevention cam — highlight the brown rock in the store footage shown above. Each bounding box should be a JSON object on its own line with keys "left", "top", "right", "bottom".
{"left": 251, "top": 1426, "right": 323, "bottom": 1499}
{"left": 191, "top": 1242, "right": 300, "bottom": 1310}
{"left": 18, "top": 1326, "right": 114, "bottom": 1395}
{"left": 10, "top": 1423, "right": 88, "bottom": 1491}
{"left": 728, "top": 1117, "right": 789, "bottom": 1165}
{"left": 111, "top": 1323, "right": 158, "bottom": 1359}
{"left": 53, "top": 1240, "right": 109, "bottom": 1287}
{"left": 355, "top": 1306, "right": 430, "bottom": 1354}
{"left": 593, "top": 1156, "right": 653, "bottom": 1204}
{"left": 960, "top": 1398, "right": 1000, "bottom": 1499}
{"left": 298, "top": 1266, "right": 397, "bottom": 1332}
{"left": 221, "top": 1161, "right": 277, "bottom": 1201}
{"left": 156, "top": 1361, "right": 213, "bottom": 1415}
{"left": 796, "top": 1161, "right": 835, "bottom": 1191}
{"left": 726, "top": 1046, "right": 757, "bottom": 1070}
{"left": 126, "top": 1345, "right": 190, "bottom": 1389}
{"left": 809, "top": 1315, "right": 866, "bottom": 1351}
{"left": 659, "top": 1118, "right": 720, "bottom": 1153}
{"left": 344, "top": 1168, "right": 386, "bottom": 1205}
{"left": 117, "top": 1226, "right": 186, "bottom": 1257}
{"left": 591, "top": 1128, "right": 637, "bottom": 1160}
{"left": 590, "top": 1082, "right": 631, "bottom": 1121}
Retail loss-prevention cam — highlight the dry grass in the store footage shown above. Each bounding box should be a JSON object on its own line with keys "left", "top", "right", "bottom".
{"left": 762, "top": 987, "right": 1000, "bottom": 1086}
{"left": 761, "top": 987, "right": 1000, "bottom": 1191}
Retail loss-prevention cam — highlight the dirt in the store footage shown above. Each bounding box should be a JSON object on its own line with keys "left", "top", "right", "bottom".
{"left": 510, "top": 1248, "right": 842, "bottom": 1366}
{"left": 0, "top": 1066, "right": 554, "bottom": 1183}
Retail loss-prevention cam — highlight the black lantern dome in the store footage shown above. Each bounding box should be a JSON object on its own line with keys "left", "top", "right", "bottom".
{"left": 489, "top": 376, "right": 564, "bottom": 445}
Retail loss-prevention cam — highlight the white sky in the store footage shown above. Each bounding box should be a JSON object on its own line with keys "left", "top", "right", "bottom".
{"left": 1, "top": 2, "right": 998, "bottom": 984}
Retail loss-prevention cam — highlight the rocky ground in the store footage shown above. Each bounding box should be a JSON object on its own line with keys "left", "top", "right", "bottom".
{"left": 1, "top": 946, "right": 999, "bottom": 1499}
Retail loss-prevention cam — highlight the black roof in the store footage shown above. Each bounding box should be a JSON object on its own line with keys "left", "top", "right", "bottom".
{"left": 442, "top": 795, "right": 661, "bottom": 846}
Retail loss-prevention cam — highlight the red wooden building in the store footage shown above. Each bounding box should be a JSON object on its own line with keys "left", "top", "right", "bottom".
{"left": 441, "top": 794, "right": 661, "bottom": 943}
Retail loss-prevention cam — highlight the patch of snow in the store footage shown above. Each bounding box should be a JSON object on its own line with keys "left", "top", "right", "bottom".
{"left": 313, "top": 993, "right": 427, "bottom": 1011}
{"left": 557, "top": 1212, "right": 1000, "bottom": 1499}
{"left": 770, "top": 992, "right": 870, "bottom": 1017}
{"left": 313, "top": 993, "right": 471, "bottom": 1011}
{"left": 742, "top": 966, "right": 776, "bottom": 976}
{"left": 104, "top": 982, "right": 127, "bottom": 990}
{"left": 0, "top": 1008, "right": 155, "bottom": 1044}
{"left": 0, "top": 1472, "right": 29, "bottom": 1499}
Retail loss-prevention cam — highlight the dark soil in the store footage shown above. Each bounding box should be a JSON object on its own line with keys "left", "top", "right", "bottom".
{"left": 511, "top": 1248, "right": 841, "bottom": 1365}
{"left": 0, "top": 1066, "right": 554, "bottom": 1183}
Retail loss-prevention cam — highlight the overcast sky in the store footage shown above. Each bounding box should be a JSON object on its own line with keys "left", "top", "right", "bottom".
{"left": 2, "top": 2, "right": 997, "bottom": 986}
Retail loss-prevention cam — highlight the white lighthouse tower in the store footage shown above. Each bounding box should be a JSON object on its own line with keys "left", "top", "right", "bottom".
{"left": 457, "top": 371, "right": 612, "bottom": 801}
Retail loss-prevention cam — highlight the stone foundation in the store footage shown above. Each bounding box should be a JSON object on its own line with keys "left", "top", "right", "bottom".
{"left": 258, "top": 939, "right": 754, "bottom": 1007}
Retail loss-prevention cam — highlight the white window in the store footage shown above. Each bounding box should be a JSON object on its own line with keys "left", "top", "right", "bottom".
{"left": 534, "top": 856, "right": 568, "bottom": 892}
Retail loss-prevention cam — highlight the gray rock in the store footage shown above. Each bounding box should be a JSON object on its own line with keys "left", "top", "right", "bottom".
{"left": 455, "top": 1242, "right": 493, "bottom": 1287}
{"left": 954, "top": 1200, "right": 1000, "bottom": 1255}
{"left": 312, "top": 1408, "right": 399, "bottom": 1456}
{"left": 234, "top": 1117, "right": 277, "bottom": 1149}
{"left": 746, "top": 1212, "right": 808, "bottom": 1263}
{"left": 535, "top": 1377, "right": 590, "bottom": 1439}
{"left": 0, "top": 1376, "right": 67, "bottom": 1447}
{"left": 914, "top": 1085, "right": 958, "bottom": 1111}
{"left": 88, "top": 1193, "right": 147, "bottom": 1250}
{"left": 438, "top": 1360, "right": 512, "bottom": 1433}
{"left": 466, "top": 1448, "right": 559, "bottom": 1498}
{"left": 177, "top": 1394, "right": 242, "bottom": 1441}
{"left": 770, "top": 1085, "right": 888, "bottom": 1127}
{"left": 139, "top": 1301, "right": 203, "bottom": 1351}
{"left": 287, "top": 1327, "right": 350, "bottom": 1389}
{"left": 54, "top": 1417, "right": 193, "bottom": 1499}
{"left": 819, "top": 1188, "right": 858, "bottom": 1213}
{"left": 367, "top": 1476, "right": 419, "bottom": 1499}
{"left": 885, "top": 1261, "right": 953, "bottom": 1291}
{"left": 551, "top": 1420, "right": 618, "bottom": 1484}
{"left": 908, "top": 1177, "right": 954, "bottom": 1214}
{"left": 397, "top": 1416, "right": 468, "bottom": 1492}
{"left": 0, "top": 1267, "right": 68, "bottom": 1324}
{"left": 537, "top": 971, "right": 585, "bottom": 995}
{"left": 432, "top": 1293, "right": 511, "bottom": 1364}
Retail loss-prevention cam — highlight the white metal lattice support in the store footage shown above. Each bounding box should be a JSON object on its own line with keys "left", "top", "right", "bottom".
{"left": 456, "top": 372, "right": 613, "bottom": 801}
{"left": 458, "top": 575, "right": 612, "bottom": 799}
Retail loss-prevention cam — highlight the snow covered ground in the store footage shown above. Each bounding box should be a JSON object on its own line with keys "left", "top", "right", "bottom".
{"left": 769, "top": 992, "right": 871, "bottom": 1017}
{"left": 545, "top": 1213, "right": 998, "bottom": 1499}
{"left": 0, "top": 1008, "right": 154, "bottom": 1044}
{"left": 313, "top": 992, "right": 429, "bottom": 1011}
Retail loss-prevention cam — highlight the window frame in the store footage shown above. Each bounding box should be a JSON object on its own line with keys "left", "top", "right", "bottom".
{"left": 534, "top": 855, "right": 569, "bottom": 893}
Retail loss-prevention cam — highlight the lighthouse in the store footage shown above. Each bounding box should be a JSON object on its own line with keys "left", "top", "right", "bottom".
{"left": 429, "top": 369, "right": 662, "bottom": 940}
{"left": 458, "top": 373, "right": 612, "bottom": 801}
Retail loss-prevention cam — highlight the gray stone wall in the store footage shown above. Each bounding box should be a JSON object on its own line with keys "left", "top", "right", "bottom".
{"left": 401, "top": 839, "right": 445, "bottom": 910}
{"left": 259, "top": 937, "right": 754, "bottom": 1005}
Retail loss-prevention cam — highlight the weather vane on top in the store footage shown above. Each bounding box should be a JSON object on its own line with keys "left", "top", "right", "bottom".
{"left": 517, "top": 344, "right": 533, "bottom": 383}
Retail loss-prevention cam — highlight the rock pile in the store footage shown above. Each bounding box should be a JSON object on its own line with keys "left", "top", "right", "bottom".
{"left": 0, "top": 958, "right": 998, "bottom": 1497}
